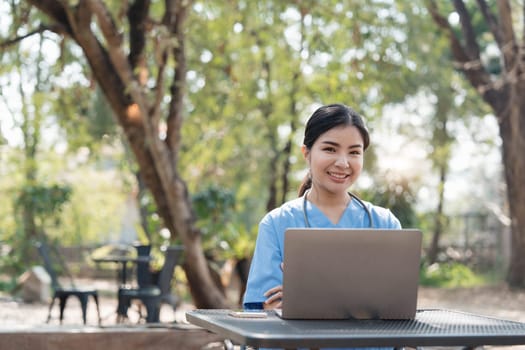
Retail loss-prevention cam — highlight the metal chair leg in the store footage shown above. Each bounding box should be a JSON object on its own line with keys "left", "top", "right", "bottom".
{"left": 58, "top": 294, "right": 69, "bottom": 324}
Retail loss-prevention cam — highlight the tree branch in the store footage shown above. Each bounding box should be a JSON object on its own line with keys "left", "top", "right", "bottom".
{"left": 27, "top": 0, "right": 73, "bottom": 36}
{"left": 86, "top": 0, "right": 123, "bottom": 48}
{"left": 128, "top": 0, "right": 150, "bottom": 70}
{"left": 128, "top": 0, "right": 162, "bottom": 143}
{"left": 150, "top": 34, "right": 168, "bottom": 123}
{"left": 0, "top": 24, "right": 57, "bottom": 49}
{"left": 494, "top": 0, "right": 518, "bottom": 73}
{"left": 86, "top": 0, "right": 141, "bottom": 108}
{"left": 496, "top": 0, "right": 516, "bottom": 48}
{"left": 453, "top": 0, "right": 481, "bottom": 59}
{"left": 427, "top": 1, "right": 478, "bottom": 68}
{"left": 476, "top": 0, "right": 503, "bottom": 46}
{"left": 91, "top": 1, "right": 181, "bottom": 232}
{"left": 523, "top": 2, "right": 525, "bottom": 47}
{"left": 426, "top": 0, "right": 499, "bottom": 104}
{"left": 76, "top": 0, "right": 93, "bottom": 31}
{"left": 165, "top": 0, "right": 191, "bottom": 163}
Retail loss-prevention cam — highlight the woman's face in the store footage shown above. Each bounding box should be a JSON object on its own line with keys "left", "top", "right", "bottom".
{"left": 302, "top": 125, "right": 364, "bottom": 196}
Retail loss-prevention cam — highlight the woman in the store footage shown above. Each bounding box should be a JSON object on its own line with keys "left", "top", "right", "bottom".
{"left": 243, "top": 103, "right": 401, "bottom": 310}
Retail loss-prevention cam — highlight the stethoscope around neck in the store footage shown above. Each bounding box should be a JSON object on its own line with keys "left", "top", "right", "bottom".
{"left": 302, "top": 190, "right": 374, "bottom": 228}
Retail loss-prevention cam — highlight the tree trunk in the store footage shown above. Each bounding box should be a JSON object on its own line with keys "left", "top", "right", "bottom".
{"left": 26, "top": 0, "right": 229, "bottom": 308}
{"left": 427, "top": 0, "right": 525, "bottom": 287}
{"left": 135, "top": 171, "right": 152, "bottom": 242}
{"left": 427, "top": 166, "right": 447, "bottom": 264}
{"left": 427, "top": 93, "right": 452, "bottom": 265}
{"left": 500, "top": 87, "right": 525, "bottom": 287}
{"left": 182, "top": 235, "right": 228, "bottom": 308}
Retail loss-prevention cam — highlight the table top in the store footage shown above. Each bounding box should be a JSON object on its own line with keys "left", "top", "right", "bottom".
{"left": 186, "top": 308, "right": 525, "bottom": 349}
{"left": 92, "top": 255, "right": 152, "bottom": 263}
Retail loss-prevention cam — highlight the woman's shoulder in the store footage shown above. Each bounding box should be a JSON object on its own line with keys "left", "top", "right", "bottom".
{"left": 360, "top": 199, "right": 402, "bottom": 229}
{"left": 363, "top": 200, "right": 391, "bottom": 215}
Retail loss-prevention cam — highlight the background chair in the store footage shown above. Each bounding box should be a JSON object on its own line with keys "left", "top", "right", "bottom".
{"left": 134, "top": 243, "right": 153, "bottom": 287}
{"left": 117, "top": 245, "right": 184, "bottom": 323}
{"left": 35, "top": 240, "right": 101, "bottom": 325}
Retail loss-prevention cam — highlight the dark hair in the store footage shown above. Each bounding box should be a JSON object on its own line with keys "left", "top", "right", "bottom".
{"left": 298, "top": 103, "right": 370, "bottom": 196}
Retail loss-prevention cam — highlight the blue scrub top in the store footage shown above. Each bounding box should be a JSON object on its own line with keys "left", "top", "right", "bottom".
{"left": 243, "top": 195, "right": 402, "bottom": 308}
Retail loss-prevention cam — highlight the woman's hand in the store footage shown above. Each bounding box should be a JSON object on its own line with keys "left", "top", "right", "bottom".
{"left": 263, "top": 285, "right": 283, "bottom": 310}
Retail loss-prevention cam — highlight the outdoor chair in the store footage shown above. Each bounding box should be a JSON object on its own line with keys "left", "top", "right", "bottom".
{"left": 134, "top": 243, "right": 153, "bottom": 287}
{"left": 35, "top": 241, "right": 101, "bottom": 325}
{"left": 117, "top": 245, "right": 184, "bottom": 323}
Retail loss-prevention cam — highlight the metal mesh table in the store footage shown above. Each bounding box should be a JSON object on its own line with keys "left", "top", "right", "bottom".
{"left": 186, "top": 309, "right": 525, "bottom": 349}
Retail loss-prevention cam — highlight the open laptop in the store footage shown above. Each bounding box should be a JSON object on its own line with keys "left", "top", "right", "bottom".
{"left": 278, "top": 228, "right": 422, "bottom": 320}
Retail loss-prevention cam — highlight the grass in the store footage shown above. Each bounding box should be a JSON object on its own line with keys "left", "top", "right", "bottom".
{"left": 0, "top": 274, "right": 17, "bottom": 294}
{"left": 419, "top": 262, "right": 487, "bottom": 288}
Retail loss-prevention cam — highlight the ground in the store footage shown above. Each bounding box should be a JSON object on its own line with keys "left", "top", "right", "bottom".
{"left": 417, "top": 284, "right": 525, "bottom": 323}
{"left": 0, "top": 278, "right": 187, "bottom": 327}
{"left": 1, "top": 279, "right": 525, "bottom": 349}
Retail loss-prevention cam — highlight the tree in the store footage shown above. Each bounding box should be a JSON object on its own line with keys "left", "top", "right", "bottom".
{"left": 181, "top": 1, "right": 313, "bottom": 213}
{"left": 426, "top": 0, "right": 525, "bottom": 286}
{"left": 0, "top": 4, "right": 132, "bottom": 267}
{"left": 0, "top": 2, "right": 73, "bottom": 268}
{"left": 388, "top": 3, "right": 489, "bottom": 264}
{"left": 17, "top": 0, "right": 228, "bottom": 308}
{"left": 6, "top": 1, "right": 429, "bottom": 307}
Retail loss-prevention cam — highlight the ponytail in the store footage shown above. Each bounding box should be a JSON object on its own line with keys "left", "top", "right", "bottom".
{"left": 298, "top": 172, "right": 312, "bottom": 197}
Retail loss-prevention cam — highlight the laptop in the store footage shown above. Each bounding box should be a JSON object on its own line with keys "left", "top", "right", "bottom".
{"left": 278, "top": 228, "right": 422, "bottom": 320}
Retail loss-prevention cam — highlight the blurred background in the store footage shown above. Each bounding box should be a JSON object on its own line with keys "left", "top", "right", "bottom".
{"left": 0, "top": 0, "right": 523, "bottom": 311}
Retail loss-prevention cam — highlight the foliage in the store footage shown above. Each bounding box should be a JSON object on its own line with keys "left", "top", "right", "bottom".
{"left": 192, "top": 185, "right": 256, "bottom": 260}
{"left": 420, "top": 262, "right": 485, "bottom": 288}
{"left": 1, "top": 146, "right": 130, "bottom": 250}
{"left": 0, "top": 226, "right": 24, "bottom": 276}
{"left": 424, "top": 0, "right": 525, "bottom": 287}
{"left": 15, "top": 183, "right": 72, "bottom": 224}
{"left": 90, "top": 243, "right": 134, "bottom": 260}
{"left": 218, "top": 223, "right": 258, "bottom": 261}
{"left": 0, "top": 275, "right": 17, "bottom": 294}
{"left": 54, "top": 165, "right": 131, "bottom": 245}
{"left": 360, "top": 175, "right": 419, "bottom": 229}
{"left": 0, "top": 1, "right": 512, "bottom": 294}
{"left": 192, "top": 185, "right": 236, "bottom": 234}
{"left": 135, "top": 190, "right": 165, "bottom": 246}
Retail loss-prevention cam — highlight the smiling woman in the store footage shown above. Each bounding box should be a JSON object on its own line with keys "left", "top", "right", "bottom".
{"left": 301, "top": 125, "right": 365, "bottom": 225}
{"left": 242, "top": 103, "right": 402, "bottom": 314}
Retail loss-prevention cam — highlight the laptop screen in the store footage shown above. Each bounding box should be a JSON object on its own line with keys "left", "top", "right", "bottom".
{"left": 280, "top": 228, "right": 422, "bottom": 320}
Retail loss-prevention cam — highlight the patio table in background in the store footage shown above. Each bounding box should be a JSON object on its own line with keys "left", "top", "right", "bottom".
{"left": 92, "top": 255, "right": 153, "bottom": 286}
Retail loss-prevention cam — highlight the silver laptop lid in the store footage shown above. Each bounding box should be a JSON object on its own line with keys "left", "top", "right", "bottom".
{"left": 281, "top": 228, "right": 422, "bottom": 320}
